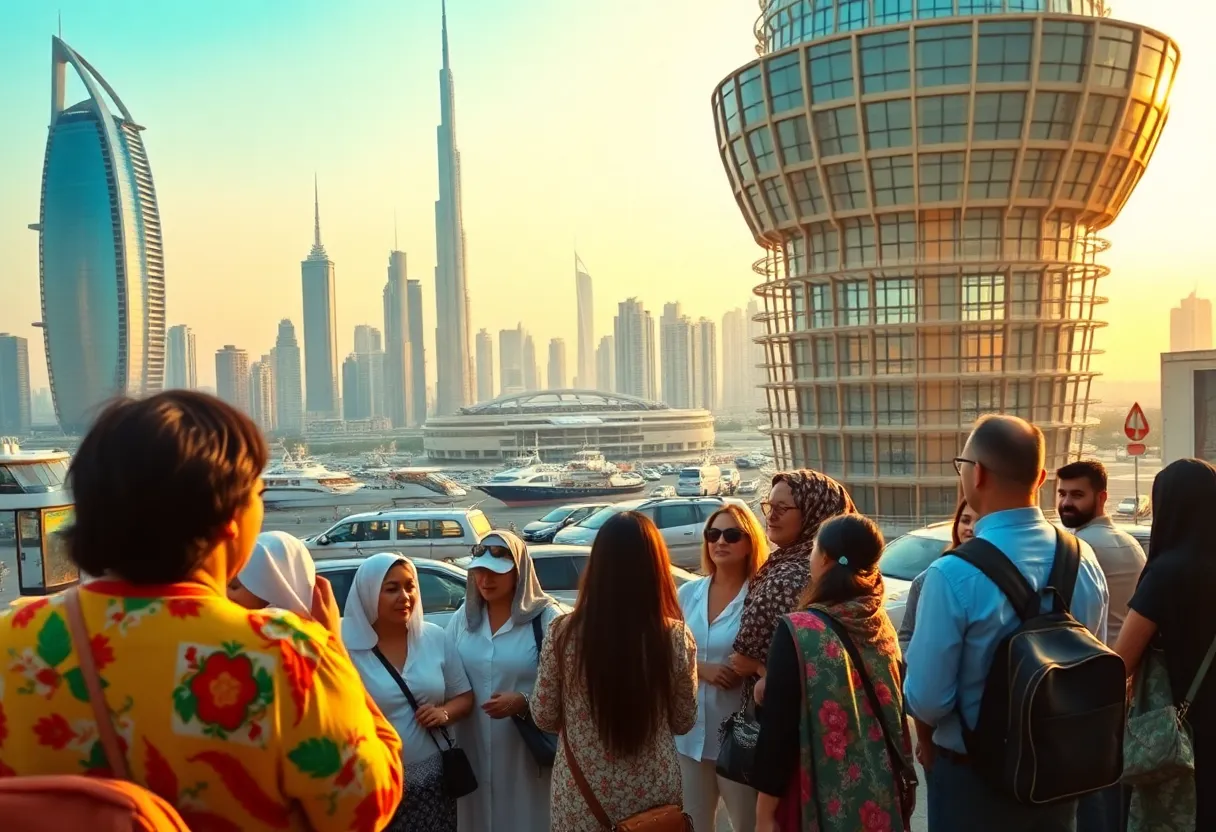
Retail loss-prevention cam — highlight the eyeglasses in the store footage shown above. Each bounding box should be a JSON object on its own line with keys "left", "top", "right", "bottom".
{"left": 953, "top": 457, "right": 977, "bottom": 476}
{"left": 470, "top": 544, "right": 512, "bottom": 558}
{"left": 760, "top": 500, "right": 797, "bottom": 518}
{"left": 705, "top": 527, "right": 749, "bottom": 544}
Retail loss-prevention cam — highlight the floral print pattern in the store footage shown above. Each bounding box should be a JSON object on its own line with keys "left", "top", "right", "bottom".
{"left": 173, "top": 644, "right": 275, "bottom": 743}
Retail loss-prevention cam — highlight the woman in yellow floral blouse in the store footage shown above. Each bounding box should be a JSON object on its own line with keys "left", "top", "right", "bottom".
{"left": 0, "top": 391, "right": 403, "bottom": 832}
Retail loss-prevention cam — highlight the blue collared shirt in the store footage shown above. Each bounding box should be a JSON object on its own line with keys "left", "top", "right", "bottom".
{"left": 904, "top": 506, "right": 1110, "bottom": 753}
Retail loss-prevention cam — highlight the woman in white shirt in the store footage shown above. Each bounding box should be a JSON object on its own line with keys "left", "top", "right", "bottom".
{"left": 228, "top": 530, "right": 316, "bottom": 616}
{"left": 344, "top": 553, "right": 475, "bottom": 832}
{"left": 445, "top": 530, "right": 560, "bottom": 832}
{"left": 676, "top": 504, "right": 769, "bottom": 832}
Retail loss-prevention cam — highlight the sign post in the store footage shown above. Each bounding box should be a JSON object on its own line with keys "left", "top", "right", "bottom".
{"left": 1124, "top": 403, "right": 1151, "bottom": 525}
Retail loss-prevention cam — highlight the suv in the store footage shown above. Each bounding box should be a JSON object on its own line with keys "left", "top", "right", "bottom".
{"left": 520, "top": 503, "right": 608, "bottom": 544}
{"left": 552, "top": 496, "right": 763, "bottom": 571}
{"left": 304, "top": 508, "right": 493, "bottom": 561}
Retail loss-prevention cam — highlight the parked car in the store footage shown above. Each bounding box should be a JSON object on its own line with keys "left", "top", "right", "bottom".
{"left": 738, "top": 478, "right": 761, "bottom": 495}
{"left": 640, "top": 468, "right": 663, "bottom": 482}
{"left": 650, "top": 485, "right": 676, "bottom": 498}
{"left": 1115, "top": 495, "right": 1151, "bottom": 520}
{"left": 304, "top": 507, "right": 492, "bottom": 561}
{"left": 317, "top": 556, "right": 470, "bottom": 628}
{"left": 676, "top": 464, "right": 722, "bottom": 497}
{"left": 520, "top": 503, "right": 608, "bottom": 544}
{"left": 553, "top": 495, "right": 764, "bottom": 571}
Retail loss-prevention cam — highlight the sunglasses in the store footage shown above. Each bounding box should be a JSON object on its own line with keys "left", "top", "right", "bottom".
{"left": 704, "top": 527, "right": 749, "bottom": 544}
{"left": 471, "top": 544, "right": 512, "bottom": 558}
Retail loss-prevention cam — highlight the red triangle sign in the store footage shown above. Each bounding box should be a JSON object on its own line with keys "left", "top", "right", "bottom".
{"left": 1124, "top": 402, "right": 1150, "bottom": 442}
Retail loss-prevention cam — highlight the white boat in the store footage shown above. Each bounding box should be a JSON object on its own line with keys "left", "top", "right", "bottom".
{"left": 262, "top": 450, "right": 367, "bottom": 507}
{"left": 0, "top": 439, "right": 77, "bottom": 604}
{"left": 474, "top": 448, "right": 645, "bottom": 506}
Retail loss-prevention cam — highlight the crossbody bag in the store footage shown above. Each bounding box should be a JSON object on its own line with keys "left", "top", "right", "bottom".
{"left": 561, "top": 731, "right": 691, "bottom": 832}
{"left": 512, "top": 614, "right": 558, "bottom": 767}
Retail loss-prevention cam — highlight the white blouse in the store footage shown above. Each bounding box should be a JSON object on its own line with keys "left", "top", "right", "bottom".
{"left": 674, "top": 576, "right": 749, "bottom": 762}
{"left": 349, "top": 621, "right": 471, "bottom": 765}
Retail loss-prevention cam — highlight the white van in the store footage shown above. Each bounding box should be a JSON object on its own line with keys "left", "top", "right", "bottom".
{"left": 675, "top": 464, "right": 722, "bottom": 497}
{"left": 304, "top": 507, "right": 493, "bottom": 562}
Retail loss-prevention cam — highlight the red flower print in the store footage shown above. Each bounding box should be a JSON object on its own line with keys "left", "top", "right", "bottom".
{"left": 859, "top": 800, "right": 893, "bottom": 831}
{"left": 827, "top": 796, "right": 843, "bottom": 817}
{"left": 168, "top": 599, "right": 204, "bottom": 619}
{"left": 804, "top": 661, "right": 819, "bottom": 680}
{"left": 851, "top": 669, "right": 863, "bottom": 689}
{"left": 818, "top": 699, "right": 849, "bottom": 732}
{"left": 11, "top": 598, "right": 48, "bottom": 629}
{"left": 799, "top": 768, "right": 813, "bottom": 802}
{"left": 33, "top": 714, "right": 76, "bottom": 750}
{"left": 847, "top": 762, "right": 862, "bottom": 782}
{"left": 825, "top": 639, "right": 842, "bottom": 659}
{"left": 90, "top": 634, "right": 115, "bottom": 671}
{"left": 868, "top": 721, "right": 884, "bottom": 742}
{"left": 185, "top": 646, "right": 199, "bottom": 668}
{"left": 188, "top": 751, "right": 290, "bottom": 827}
{"left": 874, "top": 681, "right": 893, "bottom": 707}
{"left": 143, "top": 739, "right": 179, "bottom": 801}
{"left": 35, "top": 668, "right": 60, "bottom": 689}
{"left": 861, "top": 697, "right": 874, "bottom": 717}
{"left": 806, "top": 614, "right": 827, "bottom": 631}
{"left": 822, "top": 730, "right": 849, "bottom": 760}
{"left": 279, "top": 639, "right": 318, "bottom": 727}
{"left": 788, "top": 611, "right": 815, "bottom": 629}
{"left": 190, "top": 652, "right": 259, "bottom": 731}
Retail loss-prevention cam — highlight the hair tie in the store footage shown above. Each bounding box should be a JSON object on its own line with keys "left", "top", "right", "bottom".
{"left": 837, "top": 555, "right": 849, "bottom": 567}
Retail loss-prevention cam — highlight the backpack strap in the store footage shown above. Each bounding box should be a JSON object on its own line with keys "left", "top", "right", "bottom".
{"left": 1046, "top": 529, "right": 1081, "bottom": 613}
{"left": 531, "top": 613, "right": 545, "bottom": 659}
{"left": 947, "top": 538, "right": 1039, "bottom": 622}
{"left": 63, "top": 588, "right": 131, "bottom": 780}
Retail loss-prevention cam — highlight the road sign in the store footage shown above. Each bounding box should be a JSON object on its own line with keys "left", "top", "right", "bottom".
{"left": 1124, "top": 402, "right": 1150, "bottom": 442}
{"left": 1127, "top": 443, "right": 1147, "bottom": 457}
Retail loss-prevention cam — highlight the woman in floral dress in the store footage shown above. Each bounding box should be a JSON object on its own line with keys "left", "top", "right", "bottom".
{"left": 752, "top": 514, "right": 912, "bottom": 832}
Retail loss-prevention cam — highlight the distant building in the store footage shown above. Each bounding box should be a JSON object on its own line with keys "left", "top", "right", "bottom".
{"left": 274, "top": 319, "right": 304, "bottom": 434}
{"left": 523, "top": 334, "right": 539, "bottom": 392}
{"left": 693, "top": 318, "right": 717, "bottom": 412}
{"left": 1162, "top": 349, "right": 1216, "bottom": 465}
{"left": 499, "top": 326, "right": 525, "bottom": 395}
{"left": 407, "top": 279, "right": 427, "bottom": 425}
{"left": 31, "top": 388, "right": 55, "bottom": 427}
{"left": 0, "top": 335, "right": 31, "bottom": 435}
{"left": 302, "top": 180, "right": 340, "bottom": 419}
{"left": 1171, "top": 292, "right": 1213, "bottom": 352}
{"left": 342, "top": 355, "right": 361, "bottom": 421}
{"left": 249, "top": 356, "right": 275, "bottom": 433}
{"left": 575, "top": 254, "right": 595, "bottom": 388}
{"left": 383, "top": 251, "right": 413, "bottom": 428}
{"left": 475, "top": 329, "right": 494, "bottom": 402}
{"left": 596, "top": 335, "right": 615, "bottom": 394}
{"left": 660, "top": 302, "right": 693, "bottom": 408}
{"left": 215, "top": 345, "right": 250, "bottom": 413}
{"left": 548, "top": 338, "right": 568, "bottom": 390}
{"left": 721, "top": 307, "right": 750, "bottom": 415}
{"left": 347, "top": 326, "right": 385, "bottom": 421}
{"left": 746, "top": 299, "right": 765, "bottom": 412}
{"left": 615, "top": 298, "right": 655, "bottom": 401}
{"left": 166, "top": 325, "right": 197, "bottom": 390}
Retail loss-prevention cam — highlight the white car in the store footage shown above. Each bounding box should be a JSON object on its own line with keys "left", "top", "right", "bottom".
{"left": 1115, "top": 495, "right": 1151, "bottom": 520}
{"left": 650, "top": 485, "right": 676, "bottom": 498}
{"left": 878, "top": 523, "right": 953, "bottom": 632}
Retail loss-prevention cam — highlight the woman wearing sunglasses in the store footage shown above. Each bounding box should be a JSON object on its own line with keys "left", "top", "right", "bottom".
{"left": 676, "top": 504, "right": 769, "bottom": 832}
{"left": 446, "top": 530, "right": 560, "bottom": 832}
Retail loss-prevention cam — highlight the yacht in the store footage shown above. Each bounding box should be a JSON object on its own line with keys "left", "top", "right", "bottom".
{"left": 0, "top": 439, "right": 77, "bottom": 605}
{"left": 474, "top": 449, "right": 646, "bottom": 507}
{"left": 359, "top": 467, "right": 469, "bottom": 502}
{"left": 261, "top": 450, "right": 366, "bottom": 507}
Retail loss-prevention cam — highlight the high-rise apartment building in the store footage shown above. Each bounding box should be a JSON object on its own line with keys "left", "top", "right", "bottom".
{"left": 0, "top": 335, "right": 32, "bottom": 435}
{"left": 350, "top": 325, "right": 385, "bottom": 420}
{"left": 407, "top": 279, "right": 427, "bottom": 425}
{"left": 596, "top": 335, "right": 616, "bottom": 393}
{"left": 721, "top": 307, "right": 750, "bottom": 414}
{"left": 745, "top": 299, "right": 766, "bottom": 411}
{"left": 342, "top": 356, "right": 361, "bottom": 421}
{"left": 499, "top": 326, "right": 525, "bottom": 395}
{"left": 615, "top": 298, "right": 656, "bottom": 401}
{"left": 166, "top": 325, "right": 197, "bottom": 390}
{"left": 523, "top": 335, "right": 539, "bottom": 392}
{"left": 714, "top": 1, "right": 1179, "bottom": 517}
{"left": 660, "top": 303, "right": 693, "bottom": 408}
{"left": 249, "top": 356, "right": 275, "bottom": 433}
{"left": 302, "top": 179, "right": 339, "bottom": 418}
{"left": 693, "top": 318, "right": 718, "bottom": 412}
{"left": 215, "top": 345, "right": 250, "bottom": 413}
{"left": 475, "top": 329, "right": 494, "bottom": 402}
{"left": 383, "top": 251, "right": 413, "bottom": 427}
{"left": 575, "top": 254, "right": 595, "bottom": 388}
{"left": 433, "top": 2, "right": 474, "bottom": 414}
{"left": 274, "top": 319, "right": 304, "bottom": 434}
{"left": 1171, "top": 291, "right": 1213, "bottom": 352}
{"left": 548, "top": 338, "right": 568, "bottom": 390}
{"left": 38, "top": 37, "right": 166, "bottom": 434}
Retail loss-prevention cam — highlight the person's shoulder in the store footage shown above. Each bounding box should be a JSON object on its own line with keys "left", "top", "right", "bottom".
{"left": 677, "top": 575, "right": 707, "bottom": 602}
{"left": 419, "top": 619, "right": 446, "bottom": 644}
{"left": 244, "top": 607, "right": 334, "bottom": 654}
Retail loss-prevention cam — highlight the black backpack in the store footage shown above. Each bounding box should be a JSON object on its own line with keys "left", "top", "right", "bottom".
{"left": 947, "top": 529, "right": 1126, "bottom": 805}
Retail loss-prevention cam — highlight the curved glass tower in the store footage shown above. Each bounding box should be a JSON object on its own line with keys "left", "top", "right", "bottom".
{"left": 38, "top": 37, "right": 166, "bottom": 434}
{"left": 713, "top": 0, "right": 1178, "bottom": 519}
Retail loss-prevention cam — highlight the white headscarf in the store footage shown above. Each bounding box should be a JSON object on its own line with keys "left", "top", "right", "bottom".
{"left": 462, "top": 529, "right": 555, "bottom": 629}
{"left": 239, "top": 531, "right": 316, "bottom": 618}
{"left": 341, "top": 553, "right": 425, "bottom": 651}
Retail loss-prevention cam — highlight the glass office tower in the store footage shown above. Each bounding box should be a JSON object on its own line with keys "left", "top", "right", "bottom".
{"left": 713, "top": 0, "right": 1178, "bottom": 518}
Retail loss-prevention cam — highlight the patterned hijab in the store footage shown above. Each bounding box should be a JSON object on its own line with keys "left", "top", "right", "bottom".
{"left": 767, "top": 470, "right": 856, "bottom": 564}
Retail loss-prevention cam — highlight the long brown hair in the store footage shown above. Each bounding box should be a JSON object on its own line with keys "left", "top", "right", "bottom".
{"left": 564, "top": 511, "right": 683, "bottom": 757}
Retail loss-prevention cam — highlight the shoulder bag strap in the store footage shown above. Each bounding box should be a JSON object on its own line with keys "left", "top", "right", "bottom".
{"left": 1046, "top": 528, "right": 1081, "bottom": 613}
{"left": 560, "top": 730, "right": 614, "bottom": 830}
{"left": 813, "top": 611, "right": 915, "bottom": 779}
{"left": 948, "top": 537, "right": 1040, "bottom": 621}
{"left": 531, "top": 612, "right": 545, "bottom": 661}
{"left": 372, "top": 646, "right": 453, "bottom": 751}
{"left": 63, "top": 588, "right": 131, "bottom": 780}
{"left": 1180, "top": 631, "right": 1216, "bottom": 720}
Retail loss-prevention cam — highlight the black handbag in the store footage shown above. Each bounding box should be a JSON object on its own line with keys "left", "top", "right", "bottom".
{"left": 715, "top": 698, "right": 760, "bottom": 786}
{"left": 373, "top": 647, "right": 478, "bottom": 798}
{"left": 512, "top": 615, "right": 558, "bottom": 767}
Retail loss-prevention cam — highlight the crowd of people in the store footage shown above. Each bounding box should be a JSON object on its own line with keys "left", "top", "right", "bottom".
{"left": 0, "top": 389, "right": 1213, "bottom": 832}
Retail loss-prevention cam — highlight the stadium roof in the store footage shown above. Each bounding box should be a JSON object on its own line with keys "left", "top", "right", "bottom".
{"left": 459, "top": 389, "right": 670, "bottom": 416}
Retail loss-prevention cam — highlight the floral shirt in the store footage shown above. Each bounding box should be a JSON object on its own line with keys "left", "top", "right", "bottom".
{"left": 0, "top": 581, "right": 403, "bottom": 831}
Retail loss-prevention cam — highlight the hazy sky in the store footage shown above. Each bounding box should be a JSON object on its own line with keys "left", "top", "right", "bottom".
{"left": 0, "top": 0, "right": 1211, "bottom": 391}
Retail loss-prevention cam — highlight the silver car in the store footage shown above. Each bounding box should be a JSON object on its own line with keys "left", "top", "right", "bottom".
{"left": 315, "top": 556, "right": 470, "bottom": 628}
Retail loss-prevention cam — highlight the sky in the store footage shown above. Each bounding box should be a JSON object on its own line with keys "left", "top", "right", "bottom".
{"left": 0, "top": 0, "right": 1212, "bottom": 392}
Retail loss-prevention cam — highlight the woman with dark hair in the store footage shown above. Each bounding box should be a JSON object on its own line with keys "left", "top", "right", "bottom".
{"left": 0, "top": 391, "right": 403, "bottom": 831}
{"left": 532, "top": 512, "right": 697, "bottom": 831}
{"left": 1115, "top": 458, "right": 1216, "bottom": 829}
{"left": 752, "top": 514, "right": 912, "bottom": 831}
{"left": 730, "top": 470, "right": 855, "bottom": 712}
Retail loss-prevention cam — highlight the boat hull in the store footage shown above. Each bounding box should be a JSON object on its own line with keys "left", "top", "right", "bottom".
{"left": 474, "top": 481, "right": 647, "bottom": 507}
{"left": 262, "top": 489, "right": 459, "bottom": 510}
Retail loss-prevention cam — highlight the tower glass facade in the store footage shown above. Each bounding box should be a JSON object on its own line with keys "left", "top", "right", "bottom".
{"left": 715, "top": 4, "right": 1178, "bottom": 517}
{"left": 302, "top": 182, "right": 339, "bottom": 419}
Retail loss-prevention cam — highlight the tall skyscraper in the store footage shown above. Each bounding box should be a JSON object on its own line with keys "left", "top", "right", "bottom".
{"left": 615, "top": 298, "right": 656, "bottom": 401}
{"left": 475, "top": 329, "right": 494, "bottom": 402}
{"left": 0, "top": 335, "right": 32, "bottom": 435}
{"left": 714, "top": 3, "right": 1178, "bottom": 516}
{"left": 499, "top": 326, "right": 525, "bottom": 394}
{"left": 407, "top": 279, "right": 427, "bottom": 425}
{"left": 165, "top": 325, "right": 197, "bottom": 390}
{"left": 433, "top": 1, "right": 474, "bottom": 415}
{"left": 215, "top": 345, "right": 250, "bottom": 413}
{"left": 274, "top": 319, "right": 304, "bottom": 434}
{"left": 692, "top": 318, "right": 718, "bottom": 412}
{"left": 383, "top": 251, "right": 413, "bottom": 427}
{"left": 302, "top": 178, "right": 339, "bottom": 418}
{"left": 249, "top": 356, "right": 275, "bottom": 433}
{"left": 354, "top": 325, "right": 382, "bottom": 355}
{"left": 351, "top": 325, "right": 385, "bottom": 420}
{"left": 523, "top": 335, "right": 539, "bottom": 392}
{"left": 342, "top": 356, "right": 361, "bottom": 421}
{"left": 721, "top": 307, "right": 750, "bottom": 414}
{"left": 660, "top": 302, "right": 693, "bottom": 408}
{"left": 575, "top": 254, "right": 595, "bottom": 388}
{"left": 596, "top": 335, "right": 616, "bottom": 394}
{"left": 37, "top": 37, "right": 166, "bottom": 434}
{"left": 1171, "top": 291, "right": 1213, "bottom": 352}
{"left": 548, "top": 338, "right": 568, "bottom": 390}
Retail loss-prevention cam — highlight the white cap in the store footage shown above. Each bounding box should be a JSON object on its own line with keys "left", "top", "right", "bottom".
{"left": 466, "top": 533, "right": 516, "bottom": 574}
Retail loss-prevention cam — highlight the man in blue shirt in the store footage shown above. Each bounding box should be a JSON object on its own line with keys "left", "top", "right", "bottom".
{"left": 905, "top": 414, "right": 1110, "bottom": 831}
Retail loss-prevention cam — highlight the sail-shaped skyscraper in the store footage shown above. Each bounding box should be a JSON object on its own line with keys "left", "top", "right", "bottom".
{"left": 37, "top": 36, "right": 166, "bottom": 434}
{"left": 433, "top": 0, "right": 475, "bottom": 416}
